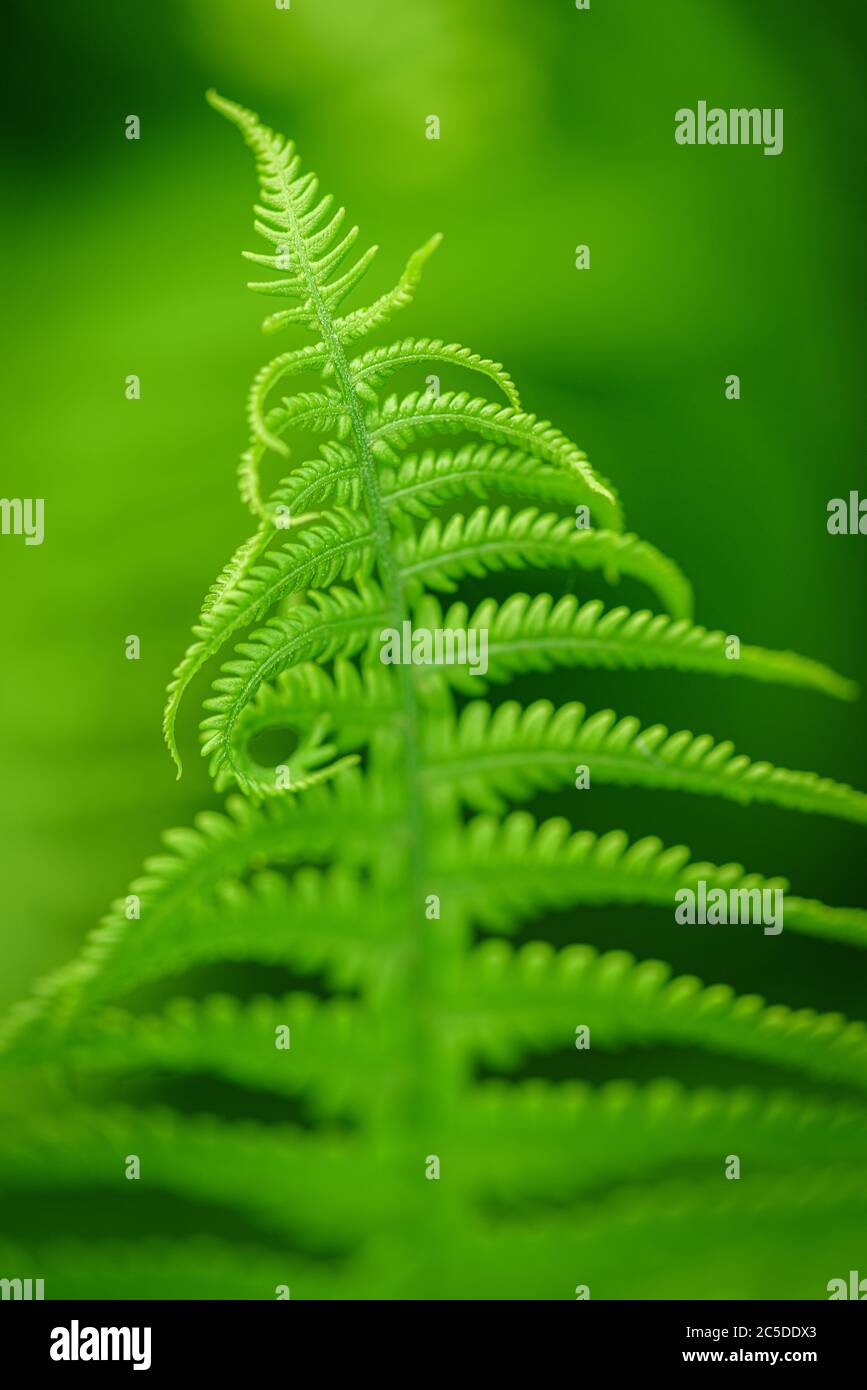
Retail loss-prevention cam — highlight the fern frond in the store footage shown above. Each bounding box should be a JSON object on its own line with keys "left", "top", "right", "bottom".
{"left": 330, "top": 233, "right": 443, "bottom": 346}
{"left": 94, "top": 865, "right": 390, "bottom": 1014}
{"left": 213, "top": 658, "right": 399, "bottom": 789}
{"left": 206, "top": 91, "right": 380, "bottom": 335}
{"left": 454, "top": 1081, "right": 867, "bottom": 1206}
{"left": 0, "top": 1106, "right": 381, "bottom": 1246}
{"left": 412, "top": 591, "right": 856, "bottom": 699}
{"left": 201, "top": 585, "right": 389, "bottom": 792}
{"left": 453, "top": 944, "right": 867, "bottom": 1091}
{"left": 342, "top": 338, "right": 521, "bottom": 409}
{"left": 395, "top": 506, "right": 692, "bottom": 617}
{"left": 371, "top": 389, "right": 622, "bottom": 531}
{"left": 250, "top": 243, "right": 380, "bottom": 316}
{"left": 23, "top": 994, "right": 378, "bottom": 1120}
{"left": 446, "top": 1168, "right": 867, "bottom": 1300}
{"left": 198, "top": 522, "right": 274, "bottom": 616}
{"left": 422, "top": 695, "right": 867, "bottom": 824}
{"left": 264, "top": 389, "right": 347, "bottom": 445}
{"left": 212, "top": 84, "right": 442, "bottom": 346}
{"left": 263, "top": 445, "right": 362, "bottom": 522}
{"left": 246, "top": 343, "right": 329, "bottom": 457}
{"left": 443, "top": 812, "right": 867, "bottom": 947}
{"left": 380, "top": 443, "right": 584, "bottom": 523}
{"left": 5, "top": 93, "right": 862, "bottom": 1303}
{"left": 163, "top": 512, "right": 374, "bottom": 773}
{"left": 238, "top": 389, "right": 348, "bottom": 513}
{"left": 0, "top": 771, "right": 392, "bottom": 1046}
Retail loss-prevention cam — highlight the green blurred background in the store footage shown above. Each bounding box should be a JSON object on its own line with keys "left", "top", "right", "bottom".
{"left": 2, "top": 0, "right": 864, "bottom": 1042}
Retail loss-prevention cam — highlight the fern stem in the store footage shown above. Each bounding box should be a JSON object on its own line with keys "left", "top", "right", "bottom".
{"left": 260, "top": 128, "right": 466, "bottom": 1219}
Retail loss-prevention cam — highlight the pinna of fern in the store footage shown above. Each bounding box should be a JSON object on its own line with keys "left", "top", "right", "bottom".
{"left": 1, "top": 92, "right": 866, "bottom": 1300}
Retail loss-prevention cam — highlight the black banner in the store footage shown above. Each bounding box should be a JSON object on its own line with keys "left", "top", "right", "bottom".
{"left": 1, "top": 1299, "right": 863, "bottom": 1374}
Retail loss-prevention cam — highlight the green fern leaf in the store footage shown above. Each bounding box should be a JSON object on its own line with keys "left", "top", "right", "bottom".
{"left": 395, "top": 505, "right": 693, "bottom": 616}
{"left": 4, "top": 93, "right": 864, "bottom": 1303}
{"left": 344, "top": 338, "right": 521, "bottom": 409}
{"left": 371, "top": 389, "right": 622, "bottom": 530}
{"left": 454, "top": 943, "right": 867, "bottom": 1090}
{"left": 443, "top": 811, "right": 867, "bottom": 947}
{"left": 163, "top": 511, "right": 374, "bottom": 773}
{"left": 422, "top": 695, "right": 867, "bottom": 823}
{"left": 415, "top": 591, "right": 857, "bottom": 699}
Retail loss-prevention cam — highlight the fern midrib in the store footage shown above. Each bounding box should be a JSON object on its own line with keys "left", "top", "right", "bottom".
{"left": 420, "top": 744, "right": 867, "bottom": 821}
{"left": 382, "top": 464, "right": 576, "bottom": 515}
{"left": 479, "top": 631, "right": 749, "bottom": 675}
{"left": 265, "top": 132, "right": 463, "bottom": 1231}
